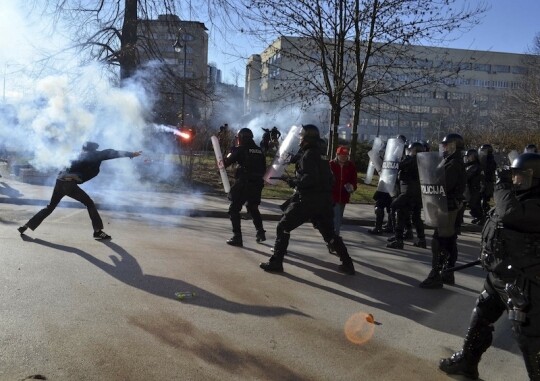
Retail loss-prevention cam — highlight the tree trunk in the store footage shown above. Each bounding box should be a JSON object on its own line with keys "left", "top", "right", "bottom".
{"left": 120, "top": 0, "right": 138, "bottom": 81}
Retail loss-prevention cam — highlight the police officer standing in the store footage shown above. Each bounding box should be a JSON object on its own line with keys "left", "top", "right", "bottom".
{"left": 259, "top": 124, "right": 355, "bottom": 275}
{"left": 223, "top": 128, "right": 267, "bottom": 247}
{"left": 419, "top": 133, "right": 466, "bottom": 288}
{"left": 462, "top": 148, "right": 484, "bottom": 225}
{"left": 479, "top": 144, "right": 497, "bottom": 217}
{"left": 439, "top": 152, "right": 540, "bottom": 380}
{"left": 387, "top": 141, "right": 426, "bottom": 249}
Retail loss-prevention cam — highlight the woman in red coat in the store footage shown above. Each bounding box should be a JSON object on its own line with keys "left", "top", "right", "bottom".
{"left": 330, "top": 146, "right": 357, "bottom": 235}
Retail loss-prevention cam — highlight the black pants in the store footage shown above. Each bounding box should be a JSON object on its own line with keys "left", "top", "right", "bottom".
{"left": 228, "top": 180, "right": 264, "bottom": 235}
{"left": 26, "top": 179, "right": 103, "bottom": 232}
{"left": 390, "top": 194, "right": 424, "bottom": 240}
{"left": 463, "top": 274, "right": 540, "bottom": 379}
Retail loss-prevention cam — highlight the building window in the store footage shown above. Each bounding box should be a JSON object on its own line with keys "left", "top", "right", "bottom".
{"left": 491, "top": 65, "right": 510, "bottom": 73}
{"left": 511, "top": 66, "right": 528, "bottom": 74}
{"left": 473, "top": 63, "right": 491, "bottom": 72}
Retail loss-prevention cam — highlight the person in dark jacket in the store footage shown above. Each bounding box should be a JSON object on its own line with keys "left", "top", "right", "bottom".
{"left": 419, "top": 133, "right": 466, "bottom": 288}
{"left": 330, "top": 146, "right": 357, "bottom": 236}
{"left": 439, "top": 152, "right": 540, "bottom": 380}
{"left": 18, "top": 142, "right": 142, "bottom": 239}
{"left": 259, "top": 125, "right": 355, "bottom": 275}
{"left": 479, "top": 144, "right": 497, "bottom": 217}
{"left": 387, "top": 141, "right": 426, "bottom": 249}
{"left": 461, "top": 149, "right": 484, "bottom": 225}
{"left": 223, "top": 128, "right": 267, "bottom": 247}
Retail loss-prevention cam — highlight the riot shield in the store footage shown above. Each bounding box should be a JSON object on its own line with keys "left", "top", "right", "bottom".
{"left": 264, "top": 125, "right": 302, "bottom": 184}
{"left": 210, "top": 135, "right": 231, "bottom": 193}
{"left": 365, "top": 137, "right": 384, "bottom": 184}
{"left": 376, "top": 138, "right": 405, "bottom": 194}
{"left": 417, "top": 151, "right": 450, "bottom": 229}
{"left": 508, "top": 150, "right": 519, "bottom": 166}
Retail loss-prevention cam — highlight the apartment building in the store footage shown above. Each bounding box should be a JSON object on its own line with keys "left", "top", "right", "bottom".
{"left": 245, "top": 36, "right": 531, "bottom": 142}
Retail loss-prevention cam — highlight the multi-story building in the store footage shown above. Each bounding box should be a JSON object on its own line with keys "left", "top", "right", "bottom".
{"left": 137, "top": 14, "right": 209, "bottom": 126}
{"left": 245, "top": 36, "right": 532, "bottom": 143}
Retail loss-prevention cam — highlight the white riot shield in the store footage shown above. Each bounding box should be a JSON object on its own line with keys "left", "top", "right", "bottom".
{"left": 508, "top": 150, "right": 519, "bottom": 166}
{"left": 264, "top": 125, "right": 302, "bottom": 184}
{"left": 364, "top": 161, "right": 375, "bottom": 185}
{"left": 367, "top": 137, "right": 384, "bottom": 173}
{"left": 376, "top": 138, "right": 405, "bottom": 194}
{"left": 417, "top": 152, "right": 450, "bottom": 229}
{"left": 210, "top": 135, "right": 231, "bottom": 193}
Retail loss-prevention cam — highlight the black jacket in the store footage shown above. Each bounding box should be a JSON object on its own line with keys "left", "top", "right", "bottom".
{"left": 224, "top": 140, "right": 266, "bottom": 183}
{"left": 294, "top": 143, "right": 333, "bottom": 197}
{"left": 444, "top": 151, "right": 466, "bottom": 210}
{"left": 59, "top": 149, "right": 134, "bottom": 183}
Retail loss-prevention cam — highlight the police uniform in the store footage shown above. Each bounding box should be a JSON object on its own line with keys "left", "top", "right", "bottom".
{"left": 260, "top": 125, "right": 355, "bottom": 275}
{"left": 224, "top": 130, "right": 267, "bottom": 247}
{"left": 479, "top": 146, "right": 497, "bottom": 215}
{"left": 440, "top": 153, "right": 540, "bottom": 380}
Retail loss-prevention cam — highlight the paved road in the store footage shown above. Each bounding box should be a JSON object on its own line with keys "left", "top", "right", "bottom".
{"left": 0, "top": 177, "right": 527, "bottom": 380}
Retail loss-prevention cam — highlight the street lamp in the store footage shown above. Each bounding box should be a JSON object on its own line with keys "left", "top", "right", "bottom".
{"left": 173, "top": 29, "right": 188, "bottom": 129}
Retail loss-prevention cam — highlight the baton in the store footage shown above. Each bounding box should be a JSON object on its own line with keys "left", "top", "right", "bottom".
{"left": 442, "top": 259, "right": 481, "bottom": 273}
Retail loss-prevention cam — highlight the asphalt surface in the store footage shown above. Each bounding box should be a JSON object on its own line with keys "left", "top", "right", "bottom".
{"left": 0, "top": 174, "right": 528, "bottom": 381}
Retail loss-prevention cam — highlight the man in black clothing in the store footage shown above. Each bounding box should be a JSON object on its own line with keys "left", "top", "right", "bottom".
{"left": 387, "top": 141, "right": 426, "bottom": 249}
{"left": 461, "top": 149, "right": 484, "bottom": 225}
{"left": 419, "top": 133, "right": 466, "bottom": 288}
{"left": 439, "top": 153, "right": 540, "bottom": 380}
{"left": 223, "top": 128, "right": 267, "bottom": 247}
{"left": 259, "top": 124, "right": 355, "bottom": 275}
{"left": 479, "top": 144, "right": 497, "bottom": 216}
{"left": 18, "top": 142, "right": 142, "bottom": 239}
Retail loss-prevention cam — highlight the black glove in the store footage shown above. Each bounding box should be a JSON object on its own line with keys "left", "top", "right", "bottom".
{"left": 286, "top": 178, "right": 297, "bottom": 188}
{"left": 496, "top": 168, "right": 512, "bottom": 185}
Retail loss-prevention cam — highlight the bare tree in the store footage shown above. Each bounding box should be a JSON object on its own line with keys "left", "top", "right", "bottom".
{"left": 236, "top": 0, "right": 488, "bottom": 156}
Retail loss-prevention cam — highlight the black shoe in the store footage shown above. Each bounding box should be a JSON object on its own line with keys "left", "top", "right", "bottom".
{"left": 442, "top": 271, "right": 455, "bottom": 285}
{"left": 387, "top": 236, "right": 396, "bottom": 242}
{"left": 404, "top": 230, "right": 414, "bottom": 240}
{"left": 226, "top": 236, "right": 243, "bottom": 247}
{"left": 382, "top": 226, "right": 394, "bottom": 233}
{"left": 18, "top": 226, "right": 28, "bottom": 235}
{"left": 93, "top": 230, "right": 111, "bottom": 240}
{"left": 439, "top": 351, "right": 479, "bottom": 380}
{"left": 413, "top": 239, "right": 427, "bottom": 248}
{"left": 260, "top": 259, "right": 283, "bottom": 273}
{"left": 419, "top": 270, "right": 443, "bottom": 289}
{"left": 338, "top": 259, "right": 355, "bottom": 275}
{"left": 367, "top": 228, "right": 383, "bottom": 235}
{"left": 256, "top": 230, "right": 266, "bottom": 243}
{"left": 386, "top": 240, "right": 404, "bottom": 249}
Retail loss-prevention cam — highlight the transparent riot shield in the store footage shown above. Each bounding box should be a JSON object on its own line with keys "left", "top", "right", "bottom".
{"left": 376, "top": 138, "right": 405, "bottom": 194}
{"left": 210, "top": 135, "right": 231, "bottom": 193}
{"left": 264, "top": 125, "right": 302, "bottom": 185}
{"left": 365, "top": 137, "right": 384, "bottom": 184}
{"left": 417, "top": 151, "right": 450, "bottom": 229}
{"left": 508, "top": 150, "right": 519, "bottom": 166}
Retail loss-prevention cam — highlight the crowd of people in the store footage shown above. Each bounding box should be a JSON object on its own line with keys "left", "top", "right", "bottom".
{"left": 15, "top": 122, "right": 540, "bottom": 380}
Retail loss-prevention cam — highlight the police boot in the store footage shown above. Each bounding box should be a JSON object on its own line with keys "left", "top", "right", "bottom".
{"left": 441, "top": 236, "right": 458, "bottom": 284}
{"left": 367, "top": 207, "right": 384, "bottom": 235}
{"left": 331, "top": 236, "right": 355, "bottom": 275}
{"left": 439, "top": 316, "right": 493, "bottom": 380}
{"left": 260, "top": 229, "right": 288, "bottom": 273}
{"left": 256, "top": 229, "right": 266, "bottom": 243}
{"left": 413, "top": 238, "right": 427, "bottom": 248}
{"left": 383, "top": 209, "right": 395, "bottom": 233}
{"left": 419, "top": 237, "right": 444, "bottom": 289}
{"left": 386, "top": 229, "right": 404, "bottom": 249}
{"left": 226, "top": 235, "right": 243, "bottom": 247}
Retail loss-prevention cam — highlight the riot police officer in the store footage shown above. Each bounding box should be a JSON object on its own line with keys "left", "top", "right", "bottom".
{"left": 387, "top": 141, "right": 426, "bottom": 249}
{"left": 479, "top": 144, "right": 497, "bottom": 216}
{"left": 461, "top": 149, "right": 484, "bottom": 225}
{"left": 439, "top": 153, "right": 540, "bottom": 380}
{"left": 259, "top": 124, "right": 355, "bottom": 275}
{"left": 223, "top": 128, "right": 267, "bottom": 247}
{"left": 419, "top": 133, "right": 466, "bottom": 288}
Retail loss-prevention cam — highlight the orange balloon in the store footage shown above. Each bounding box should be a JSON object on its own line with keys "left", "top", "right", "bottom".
{"left": 344, "top": 312, "right": 376, "bottom": 345}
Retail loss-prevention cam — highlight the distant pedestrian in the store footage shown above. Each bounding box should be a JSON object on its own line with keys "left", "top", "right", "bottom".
{"left": 330, "top": 146, "right": 357, "bottom": 235}
{"left": 18, "top": 142, "right": 142, "bottom": 239}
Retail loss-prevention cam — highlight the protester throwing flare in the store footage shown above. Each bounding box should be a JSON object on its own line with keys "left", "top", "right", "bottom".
{"left": 18, "top": 142, "right": 142, "bottom": 240}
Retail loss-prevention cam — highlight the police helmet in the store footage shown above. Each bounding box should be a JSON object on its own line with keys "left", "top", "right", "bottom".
{"left": 407, "top": 141, "right": 425, "bottom": 156}
{"left": 465, "top": 148, "right": 479, "bottom": 162}
{"left": 511, "top": 153, "right": 540, "bottom": 190}
{"left": 396, "top": 134, "right": 407, "bottom": 143}
{"left": 236, "top": 128, "right": 254, "bottom": 145}
{"left": 300, "top": 124, "right": 320, "bottom": 145}
{"left": 442, "top": 133, "right": 465, "bottom": 150}
{"left": 479, "top": 144, "right": 493, "bottom": 154}
{"left": 524, "top": 144, "right": 538, "bottom": 153}
{"left": 82, "top": 141, "right": 99, "bottom": 152}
